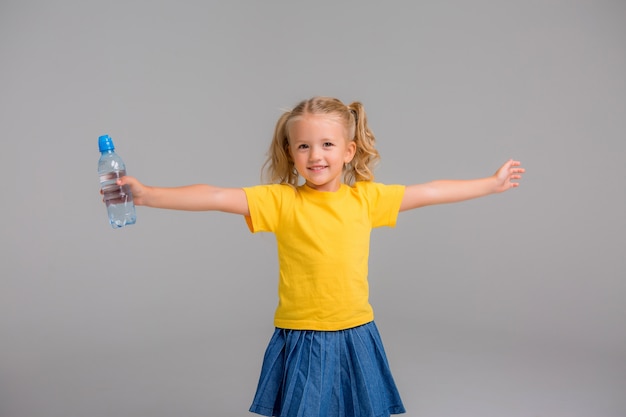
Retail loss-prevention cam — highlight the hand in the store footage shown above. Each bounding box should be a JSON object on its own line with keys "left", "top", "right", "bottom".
{"left": 100, "top": 176, "right": 151, "bottom": 206}
{"left": 117, "top": 176, "right": 150, "bottom": 206}
{"left": 493, "top": 159, "right": 525, "bottom": 193}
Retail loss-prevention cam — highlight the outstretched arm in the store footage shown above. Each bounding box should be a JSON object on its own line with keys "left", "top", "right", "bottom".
{"left": 399, "top": 159, "right": 524, "bottom": 212}
{"left": 117, "top": 176, "right": 249, "bottom": 215}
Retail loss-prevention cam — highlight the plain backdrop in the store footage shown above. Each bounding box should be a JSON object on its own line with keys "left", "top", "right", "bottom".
{"left": 1, "top": 1, "right": 625, "bottom": 417}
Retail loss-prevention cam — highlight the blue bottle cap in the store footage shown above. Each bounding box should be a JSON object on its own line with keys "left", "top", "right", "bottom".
{"left": 98, "top": 134, "right": 115, "bottom": 152}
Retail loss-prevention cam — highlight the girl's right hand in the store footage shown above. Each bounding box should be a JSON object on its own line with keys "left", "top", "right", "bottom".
{"left": 117, "top": 176, "right": 151, "bottom": 206}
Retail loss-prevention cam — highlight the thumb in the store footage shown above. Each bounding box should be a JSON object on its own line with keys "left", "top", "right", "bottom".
{"left": 117, "top": 175, "right": 136, "bottom": 186}
{"left": 117, "top": 176, "right": 143, "bottom": 194}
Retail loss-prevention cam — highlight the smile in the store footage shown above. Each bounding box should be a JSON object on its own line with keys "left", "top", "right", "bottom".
{"left": 307, "top": 165, "right": 328, "bottom": 172}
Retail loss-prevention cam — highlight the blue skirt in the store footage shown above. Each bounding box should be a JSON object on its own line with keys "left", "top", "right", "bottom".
{"left": 249, "top": 322, "right": 406, "bottom": 417}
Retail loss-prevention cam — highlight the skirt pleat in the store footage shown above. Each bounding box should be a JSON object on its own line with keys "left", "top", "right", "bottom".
{"left": 249, "top": 322, "right": 405, "bottom": 417}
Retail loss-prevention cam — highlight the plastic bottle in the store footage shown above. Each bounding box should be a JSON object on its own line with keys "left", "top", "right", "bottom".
{"left": 98, "top": 134, "right": 136, "bottom": 228}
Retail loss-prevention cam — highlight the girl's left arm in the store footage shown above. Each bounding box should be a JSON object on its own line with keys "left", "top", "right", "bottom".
{"left": 399, "top": 159, "right": 524, "bottom": 212}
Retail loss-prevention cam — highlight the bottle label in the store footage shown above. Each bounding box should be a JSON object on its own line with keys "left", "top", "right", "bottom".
{"left": 99, "top": 170, "right": 126, "bottom": 185}
{"left": 100, "top": 170, "right": 131, "bottom": 205}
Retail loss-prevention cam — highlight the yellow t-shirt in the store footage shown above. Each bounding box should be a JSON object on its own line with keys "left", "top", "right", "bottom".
{"left": 243, "top": 182, "right": 405, "bottom": 331}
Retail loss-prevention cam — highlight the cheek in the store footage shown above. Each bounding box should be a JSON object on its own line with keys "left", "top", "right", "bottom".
{"left": 287, "top": 147, "right": 300, "bottom": 164}
{"left": 291, "top": 153, "right": 306, "bottom": 166}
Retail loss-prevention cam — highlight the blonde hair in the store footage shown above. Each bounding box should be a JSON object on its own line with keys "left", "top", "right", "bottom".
{"left": 262, "top": 96, "right": 380, "bottom": 186}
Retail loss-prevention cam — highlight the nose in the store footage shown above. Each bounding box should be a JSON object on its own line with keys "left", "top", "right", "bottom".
{"left": 308, "top": 146, "right": 322, "bottom": 161}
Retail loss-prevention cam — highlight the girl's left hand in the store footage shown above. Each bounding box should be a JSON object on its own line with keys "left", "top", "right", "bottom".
{"left": 494, "top": 159, "right": 525, "bottom": 192}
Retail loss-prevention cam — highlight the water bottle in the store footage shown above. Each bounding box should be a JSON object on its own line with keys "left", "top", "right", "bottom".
{"left": 98, "top": 134, "right": 136, "bottom": 228}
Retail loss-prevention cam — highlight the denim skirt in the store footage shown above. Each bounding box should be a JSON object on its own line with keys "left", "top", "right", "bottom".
{"left": 249, "top": 321, "right": 406, "bottom": 417}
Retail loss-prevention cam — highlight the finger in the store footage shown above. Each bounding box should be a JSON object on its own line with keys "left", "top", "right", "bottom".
{"left": 117, "top": 177, "right": 131, "bottom": 186}
{"left": 118, "top": 176, "right": 137, "bottom": 186}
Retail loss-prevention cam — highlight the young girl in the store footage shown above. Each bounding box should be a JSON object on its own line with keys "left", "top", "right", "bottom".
{"left": 115, "top": 96, "right": 524, "bottom": 417}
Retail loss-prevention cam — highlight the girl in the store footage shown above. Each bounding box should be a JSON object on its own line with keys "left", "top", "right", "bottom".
{"left": 115, "top": 96, "right": 524, "bottom": 417}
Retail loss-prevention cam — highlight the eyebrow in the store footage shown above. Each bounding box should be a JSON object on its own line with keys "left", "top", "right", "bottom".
{"left": 292, "top": 136, "right": 339, "bottom": 143}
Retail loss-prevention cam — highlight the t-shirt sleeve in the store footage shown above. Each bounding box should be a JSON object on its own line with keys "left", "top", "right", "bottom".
{"left": 243, "top": 184, "right": 288, "bottom": 233}
{"left": 360, "top": 182, "right": 406, "bottom": 228}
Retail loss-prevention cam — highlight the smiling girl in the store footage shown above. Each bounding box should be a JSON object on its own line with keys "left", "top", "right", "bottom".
{"left": 114, "top": 96, "right": 524, "bottom": 417}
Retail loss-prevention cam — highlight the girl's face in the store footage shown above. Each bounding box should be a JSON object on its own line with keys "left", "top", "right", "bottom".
{"left": 288, "top": 114, "right": 356, "bottom": 192}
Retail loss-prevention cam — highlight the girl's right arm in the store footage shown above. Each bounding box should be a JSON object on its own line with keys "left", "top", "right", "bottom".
{"left": 117, "top": 176, "right": 249, "bottom": 215}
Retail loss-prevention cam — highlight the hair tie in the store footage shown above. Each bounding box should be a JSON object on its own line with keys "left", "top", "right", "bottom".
{"left": 349, "top": 109, "right": 358, "bottom": 124}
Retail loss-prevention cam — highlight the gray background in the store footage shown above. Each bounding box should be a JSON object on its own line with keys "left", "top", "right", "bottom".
{"left": 1, "top": 1, "right": 625, "bottom": 417}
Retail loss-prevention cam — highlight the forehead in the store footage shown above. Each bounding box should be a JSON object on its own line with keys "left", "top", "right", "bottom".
{"left": 288, "top": 114, "right": 348, "bottom": 141}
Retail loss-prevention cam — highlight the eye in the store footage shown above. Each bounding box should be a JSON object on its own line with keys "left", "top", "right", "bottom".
{"left": 323, "top": 142, "right": 334, "bottom": 148}
{"left": 297, "top": 144, "right": 309, "bottom": 150}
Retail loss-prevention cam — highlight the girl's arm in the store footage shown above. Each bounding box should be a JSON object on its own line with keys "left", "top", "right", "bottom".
{"left": 117, "top": 176, "right": 249, "bottom": 215}
{"left": 399, "top": 159, "right": 524, "bottom": 212}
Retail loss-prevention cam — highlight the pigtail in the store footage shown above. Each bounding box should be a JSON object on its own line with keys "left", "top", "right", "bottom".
{"left": 345, "top": 101, "right": 380, "bottom": 184}
{"left": 262, "top": 111, "right": 298, "bottom": 186}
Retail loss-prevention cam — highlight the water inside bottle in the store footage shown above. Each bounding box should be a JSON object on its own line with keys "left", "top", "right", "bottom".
{"left": 99, "top": 169, "right": 136, "bottom": 227}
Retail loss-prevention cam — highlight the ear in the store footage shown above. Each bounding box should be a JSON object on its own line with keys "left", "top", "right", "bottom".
{"left": 344, "top": 140, "right": 357, "bottom": 164}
